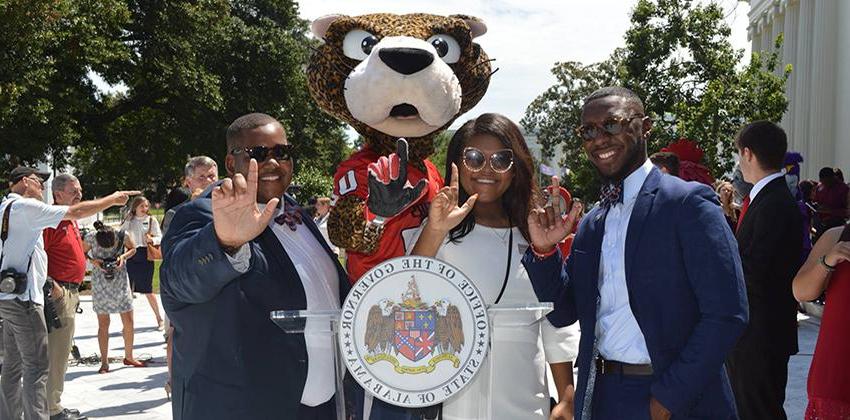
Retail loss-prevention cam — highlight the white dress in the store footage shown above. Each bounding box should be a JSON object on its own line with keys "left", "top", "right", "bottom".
{"left": 405, "top": 221, "right": 580, "bottom": 420}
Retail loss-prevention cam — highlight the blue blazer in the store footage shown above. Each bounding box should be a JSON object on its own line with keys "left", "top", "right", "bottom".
{"left": 160, "top": 192, "right": 350, "bottom": 420}
{"left": 522, "top": 168, "right": 748, "bottom": 420}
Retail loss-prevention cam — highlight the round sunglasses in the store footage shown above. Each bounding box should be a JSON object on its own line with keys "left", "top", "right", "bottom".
{"left": 462, "top": 147, "right": 514, "bottom": 173}
{"left": 575, "top": 115, "right": 644, "bottom": 142}
{"left": 230, "top": 144, "right": 294, "bottom": 162}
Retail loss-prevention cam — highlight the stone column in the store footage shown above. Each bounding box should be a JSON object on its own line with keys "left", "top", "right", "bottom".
{"left": 833, "top": 0, "right": 850, "bottom": 173}
{"left": 810, "top": 0, "right": 838, "bottom": 174}
{"left": 793, "top": 0, "right": 814, "bottom": 178}
{"left": 782, "top": 0, "right": 799, "bottom": 150}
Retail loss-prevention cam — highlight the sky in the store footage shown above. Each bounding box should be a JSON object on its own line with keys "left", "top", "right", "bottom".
{"left": 298, "top": 0, "right": 753, "bottom": 135}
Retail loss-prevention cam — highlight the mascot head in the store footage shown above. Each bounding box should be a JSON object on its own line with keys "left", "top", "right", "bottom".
{"left": 307, "top": 13, "right": 493, "bottom": 161}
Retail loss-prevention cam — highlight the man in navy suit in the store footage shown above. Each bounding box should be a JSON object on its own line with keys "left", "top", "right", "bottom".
{"left": 523, "top": 87, "right": 748, "bottom": 420}
{"left": 161, "top": 113, "right": 353, "bottom": 419}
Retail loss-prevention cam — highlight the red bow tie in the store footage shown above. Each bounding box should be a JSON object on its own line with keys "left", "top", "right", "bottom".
{"left": 274, "top": 206, "right": 303, "bottom": 231}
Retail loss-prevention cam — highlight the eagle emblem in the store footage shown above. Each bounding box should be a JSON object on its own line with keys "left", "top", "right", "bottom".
{"left": 363, "top": 275, "right": 464, "bottom": 373}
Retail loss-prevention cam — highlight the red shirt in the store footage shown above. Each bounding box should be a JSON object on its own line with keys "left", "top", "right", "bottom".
{"left": 333, "top": 147, "right": 443, "bottom": 283}
{"left": 43, "top": 220, "right": 87, "bottom": 283}
{"left": 814, "top": 182, "right": 849, "bottom": 222}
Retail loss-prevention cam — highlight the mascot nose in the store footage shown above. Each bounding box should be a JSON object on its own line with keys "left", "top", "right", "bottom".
{"left": 379, "top": 47, "right": 435, "bottom": 75}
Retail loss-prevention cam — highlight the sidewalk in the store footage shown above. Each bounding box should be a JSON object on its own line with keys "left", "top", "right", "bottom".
{"left": 60, "top": 295, "right": 818, "bottom": 419}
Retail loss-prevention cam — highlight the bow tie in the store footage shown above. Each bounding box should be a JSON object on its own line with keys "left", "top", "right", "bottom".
{"left": 600, "top": 181, "right": 624, "bottom": 208}
{"left": 274, "top": 206, "right": 303, "bottom": 231}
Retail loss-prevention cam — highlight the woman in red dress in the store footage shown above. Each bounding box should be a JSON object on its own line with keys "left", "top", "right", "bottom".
{"left": 793, "top": 224, "right": 850, "bottom": 419}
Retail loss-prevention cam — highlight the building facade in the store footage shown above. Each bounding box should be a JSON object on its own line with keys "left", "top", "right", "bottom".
{"left": 749, "top": 0, "right": 850, "bottom": 180}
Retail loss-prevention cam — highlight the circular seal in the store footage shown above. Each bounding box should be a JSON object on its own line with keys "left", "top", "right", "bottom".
{"left": 339, "top": 256, "right": 490, "bottom": 408}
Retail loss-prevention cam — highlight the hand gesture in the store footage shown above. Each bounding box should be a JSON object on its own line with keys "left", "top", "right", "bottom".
{"left": 108, "top": 190, "right": 143, "bottom": 207}
{"left": 528, "top": 176, "right": 583, "bottom": 253}
{"left": 116, "top": 256, "right": 126, "bottom": 269}
{"left": 426, "top": 163, "right": 477, "bottom": 233}
{"left": 212, "top": 159, "right": 279, "bottom": 249}
{"left": 367, "top": 139, "right": 428, "bottom": 220}
{"left": 824, "top": 241, "right": 850, "bottom": 267}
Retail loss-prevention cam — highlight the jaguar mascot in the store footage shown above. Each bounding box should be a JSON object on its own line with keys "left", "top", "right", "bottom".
{"left": 307, "top": 13, "right": 494, "bottom": 282}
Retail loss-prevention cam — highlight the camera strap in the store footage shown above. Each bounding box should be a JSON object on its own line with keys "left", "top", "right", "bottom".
{"left": 0, "top": 199, "right": 18, "bottom": 270}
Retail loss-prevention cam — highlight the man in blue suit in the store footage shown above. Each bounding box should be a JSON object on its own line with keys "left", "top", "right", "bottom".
{"left": 523, "top": 87, "right": 748, "bottom": 420}
{"left": 161, "top": 113, "right": 353, "bottom": 419}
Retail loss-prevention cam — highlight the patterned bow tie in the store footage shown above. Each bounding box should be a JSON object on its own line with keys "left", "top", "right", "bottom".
{"left": 600, "top": 181, "right": 624, "bottom": 208}
{"left": 274, "top": 206, "right": 303, "bottom": 231}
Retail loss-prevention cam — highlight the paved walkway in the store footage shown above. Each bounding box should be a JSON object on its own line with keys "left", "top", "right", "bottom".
{"left": 59, "top": 295, "right": 818, "bottom": 419}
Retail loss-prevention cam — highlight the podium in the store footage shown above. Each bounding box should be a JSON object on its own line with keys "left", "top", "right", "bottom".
{"left": 271, "top": 303, "right": 553, "bottom": 420}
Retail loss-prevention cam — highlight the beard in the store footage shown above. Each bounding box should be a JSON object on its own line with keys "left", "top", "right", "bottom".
{"left": 597, "top": 136, "right": 647, "bottom": 183}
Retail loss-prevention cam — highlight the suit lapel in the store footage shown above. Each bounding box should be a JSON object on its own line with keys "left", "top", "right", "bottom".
{"left": 738, "top": 176, "right": 785, "bottom": 238}
{"left": 624, "top": 168, "right": 661, "bottom": 279}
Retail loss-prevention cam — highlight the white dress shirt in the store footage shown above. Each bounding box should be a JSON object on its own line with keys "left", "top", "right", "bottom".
{"left": 226, "top": 201, "right": 340, "bottom": 407}
{"left": 748, "top": 171, "right": 785, "bottom": 202}
{"left": 0, "top": 193, "right": 68, "bottom": 305}
{"left": 596, "top": 159, "right": 655, "bottom": 364}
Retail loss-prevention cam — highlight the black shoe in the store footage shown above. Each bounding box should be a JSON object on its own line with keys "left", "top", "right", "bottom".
{"left": 65, "top": 408, "right": 81, "bottom": 416}
{"left": 50, "top": 409, "right": 87, "bottom": 420}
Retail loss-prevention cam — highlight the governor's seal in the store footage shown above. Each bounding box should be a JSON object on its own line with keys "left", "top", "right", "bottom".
{"left": 340, "top": 255, "right": 490, "bottom": 408}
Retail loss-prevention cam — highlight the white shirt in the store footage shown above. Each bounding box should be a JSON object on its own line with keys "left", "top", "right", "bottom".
{"left": 120, "top": 216, "right": 161, "bottom": 248}
{"left": 314, "top": 213, "right": 339, "bottom": 255}
{"left": 407, "top": 222, "right": 579, "bottom": 420}
{"left": 748, "top": 171, "right": 786, "bottom": 202}
{"left": 227, "top": 201, "right": 340, "bottom": 407}
{"left": 0, "top": 193, "right": 68, "bottom": 305}
{"left": 596, "top": 159, "right": 654, "bottom": 364}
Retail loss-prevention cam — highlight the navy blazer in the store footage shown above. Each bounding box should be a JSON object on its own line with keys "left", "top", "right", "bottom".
{"left": 160, "top": 192, "right": 350, "bottom": 420}
{"left": 523, "top": 168, "right": 748, "bottom": 419}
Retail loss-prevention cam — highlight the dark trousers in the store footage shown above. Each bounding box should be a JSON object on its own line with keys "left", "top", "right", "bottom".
{"left": 727, "top": 349, "right": 789, "bottom": 420}
{"left": 298, "top": 397, "right": 335, "bottom": 420}
{"left": 590, "top": 372, "right": 653, "bottom": 420}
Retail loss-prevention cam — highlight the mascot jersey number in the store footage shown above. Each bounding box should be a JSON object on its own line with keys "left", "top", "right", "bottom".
{"left": 307, "top": 13, "right": 493, "bottom": 281}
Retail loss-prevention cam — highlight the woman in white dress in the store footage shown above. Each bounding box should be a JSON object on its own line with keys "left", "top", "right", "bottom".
{"left": 84, "top": 221, "right": 148, "bottom": 373}
{"left": 409, "top": 113, "right": 581, "bottom": 420}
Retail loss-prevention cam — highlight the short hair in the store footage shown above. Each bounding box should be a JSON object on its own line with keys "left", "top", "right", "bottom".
{"left": 835, "top": 168, "right": 844, "bottom": 182}
{"left": 184, "top": 156, "right": 217, "bottom": 178}
{"left": 583, "top": 86, "right": 645, "bottom": 113}
{"left": 735, "top": 121, "right": 787, "bottom": 171}
{"left": 226, "top": 113, "right": 282, "bottom": 150}
{"left": 51, "top": 173, "right": 78, "bottom": 193}
{"left": 819, "top": 167, "right": 835, "bottom": 180}
{"left": 650, "top": 152, "right": 680, "bottom": 177}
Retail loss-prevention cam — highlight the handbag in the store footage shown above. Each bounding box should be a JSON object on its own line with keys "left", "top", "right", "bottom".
{"left": 146, "top": 216, "right": 163, "bottom": 261}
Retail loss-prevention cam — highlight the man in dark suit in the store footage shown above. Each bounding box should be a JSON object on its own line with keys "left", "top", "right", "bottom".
{"left": 161, "top": 113, "right": 353, "bottom": 420}
{"left": 523, "top": 87, "right": 748, "bottom": 420}
{"left": 727, "top": 121, "right": 803, "bottom": 420}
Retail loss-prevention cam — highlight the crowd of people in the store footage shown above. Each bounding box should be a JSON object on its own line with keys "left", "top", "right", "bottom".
{"left": 1, "top": 86, "right": 848, "bottom": 420}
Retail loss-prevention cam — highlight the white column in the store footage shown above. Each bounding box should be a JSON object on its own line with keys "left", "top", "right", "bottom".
{"left": 834, "top": 0, "right": 850, "bottom": 174}
{"left": 810, "top": 0, "right": 838, "bottom": 176}
{"left": 793, "top": 0, "right": 814, "bottom": 179}
{"left": 782, "top": 0, "right": 799, "bottom": 150}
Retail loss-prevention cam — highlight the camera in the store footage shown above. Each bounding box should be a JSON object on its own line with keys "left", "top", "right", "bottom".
{"left": 102, "top": 258, "right": 118, "bottom": 281}
{"left": 0, "top": 268, "right": 27, "bottom": 294}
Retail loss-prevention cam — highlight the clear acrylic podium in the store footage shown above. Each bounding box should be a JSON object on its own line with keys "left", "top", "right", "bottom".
{"left": 271, "top": 303, "right": 553, "bottom": 420}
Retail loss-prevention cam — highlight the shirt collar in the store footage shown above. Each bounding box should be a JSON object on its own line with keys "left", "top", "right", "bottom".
{"left": 748, "top": 171, "right": 785, "bottom": 202}
{"left": 622, "top": 159, "right": 656, "bottom": 203}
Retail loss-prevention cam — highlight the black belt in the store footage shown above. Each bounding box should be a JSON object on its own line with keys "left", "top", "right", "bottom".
{"left": 595, "top": 357, "right": 654, "bottom": 376}
{"left": 56, "top": 281, "right": 80, "bottom": 292}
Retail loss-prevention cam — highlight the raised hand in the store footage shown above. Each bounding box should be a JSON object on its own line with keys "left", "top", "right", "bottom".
{"left": 212, "top": 159, "right": 280, "bottom": 249}
{"left": 367, "top": 139, "right": 428, "bottom": 221}
{"left": 528, "top": 176, "right": 583, "bottom": 253}
{"left": 108, "top": 190, "right": 143, "bottom": 206}
{"left": 426, "top": 163, "right": 477, "bottom": 233}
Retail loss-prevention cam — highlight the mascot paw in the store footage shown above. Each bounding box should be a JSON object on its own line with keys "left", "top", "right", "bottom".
{"left": 367, "top": 139, "right": 428, "bottom": 221}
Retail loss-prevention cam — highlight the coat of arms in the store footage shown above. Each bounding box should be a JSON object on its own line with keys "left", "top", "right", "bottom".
{"left": 363, "top": 276, "right": 464, "bottom": 374}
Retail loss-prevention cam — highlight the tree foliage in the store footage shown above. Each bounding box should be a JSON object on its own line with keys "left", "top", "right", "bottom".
{"left": 1, "top": 0, "right": 350, "bottom": 200}
{"left": 522, "top": 0, "right": 789, "bottom": 201}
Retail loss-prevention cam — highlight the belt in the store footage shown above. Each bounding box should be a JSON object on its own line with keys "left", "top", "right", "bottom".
{"left": 56, "top": 281, "right": 80, "bottom": 292}
{"left": 595, "top": 357, "right": 654, "bottom": 376}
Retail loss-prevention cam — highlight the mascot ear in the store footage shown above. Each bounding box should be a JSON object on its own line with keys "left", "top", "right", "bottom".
{"left": 311, "top": 14, "right": 346, "bottom": 40}
{"left": 449, "top": 14, "right": 487, "bottom": 38}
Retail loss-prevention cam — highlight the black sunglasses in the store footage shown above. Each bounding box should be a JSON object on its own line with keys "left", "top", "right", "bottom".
{"left": 575, "top": 115, "right": 644, "bottom": 142}
{"left": 230, "top": 144, "right": 294, "bottom": 162}
{"left": 462, "top": 147, "right": 514, "bottom": 173}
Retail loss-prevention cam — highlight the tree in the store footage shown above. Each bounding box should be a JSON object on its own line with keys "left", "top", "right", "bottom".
{"left": 522, "top": 0, "right": 789, "bottom": 201}
{"left": 0, "top": 0, "right": 350, "bottom": 200}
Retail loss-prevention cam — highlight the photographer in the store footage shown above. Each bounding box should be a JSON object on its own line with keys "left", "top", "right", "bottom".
{"left": 0, "top": 166, "right": 139, "bottom": 420}
{"left": 82, "top": 221, "right": 145, "bottom": 374}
